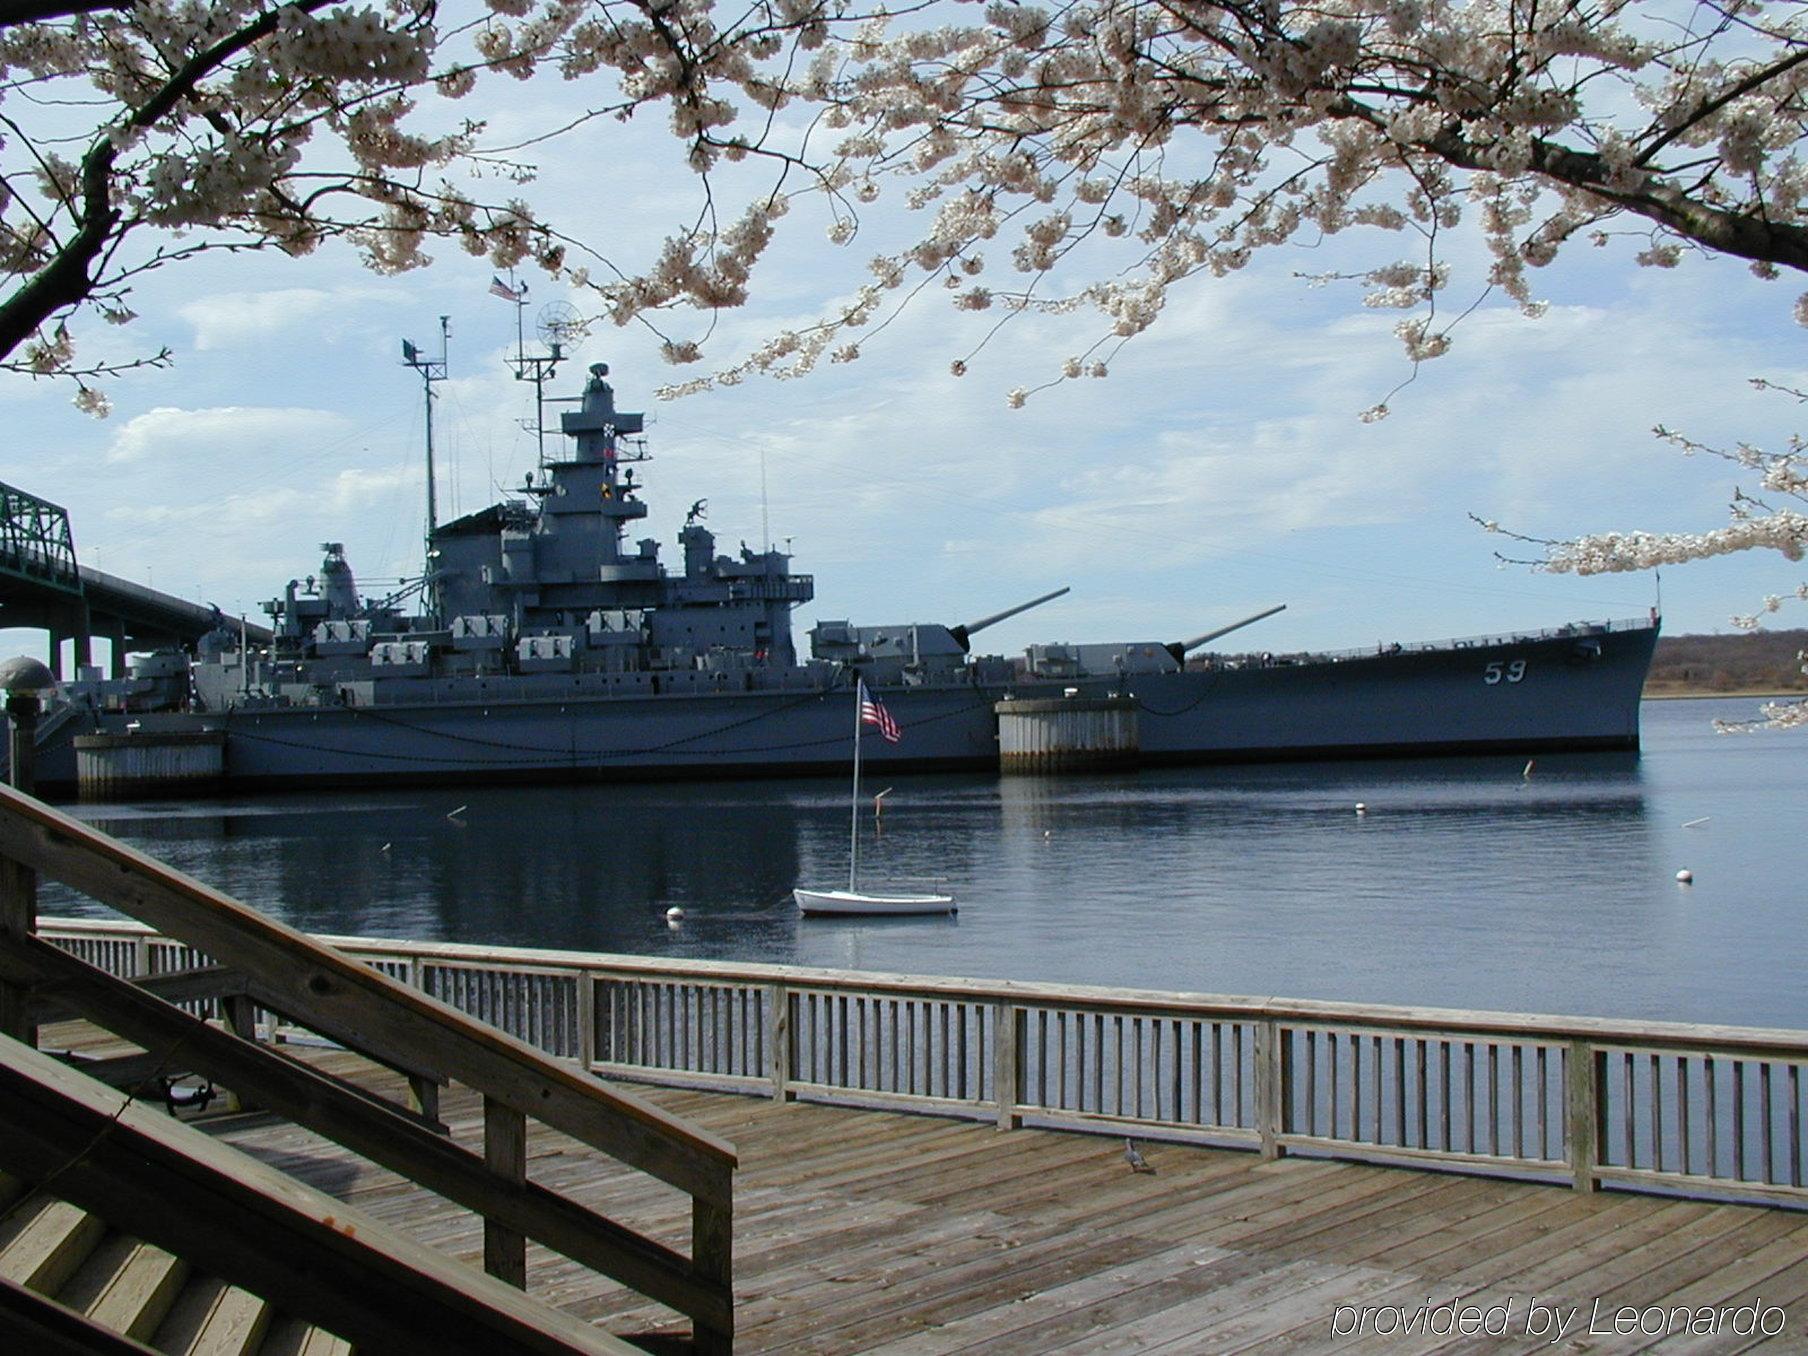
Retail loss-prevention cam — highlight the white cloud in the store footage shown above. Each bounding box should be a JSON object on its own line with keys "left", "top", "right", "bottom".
{"left": 103, "top": 405, "right": 353, "bottom": 465}
{"left": 179, "top": 286, "right": 395, "bottom": 351}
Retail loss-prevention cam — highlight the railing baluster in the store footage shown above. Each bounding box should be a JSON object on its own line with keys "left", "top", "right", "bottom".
{"left": 1351, "top": 1033, "right": 1362, "bottom": 1144}
{"left": 1708, "top": 1057, "right": 1719, "bottom": 1178}
{"left": 1133, "top": 1017, "right": 1145, "bottom": 1118}
{"left": 1152, "top": 1018, "right": 1163, "bottom": 1121}
{"left": 1792, "top": 1064, "right": 1802, "bottom": 1189}
{"left": 1232, "top": 1023, "right": 1244, "bottom": 1127}
{"left": 1440, "top": 1041, "right": 1452, "bottom": 1153}
{"left": 1190, "top": 1020, "right": 1202, "bottom": 1125}
{"left": 1094, "top": 1012, "right": 1105, "bottom": 1114}
{"left": 1651, "top": 1052, "right": 1662, "bottom": 1173}
{"left": 1372, "top": 1034, "right": 1383, "bottom": 1145}
{"left": 1464, "top": 1041, "right": 1477, "bottom": 1154}
{"left": 1679, "top": 1054, "right": 1692, "bottom": 1175}
{"left": 1622, "top": 1050, "right": 1635, "bottom": 1168}
{"left": 1395, "top": 1037, "right": 1407, "bottom": 1148}
{"left": 1512, "top": 1045, "right": 1524, "bottom": 1159}
{"left": 1762, "top": 1061, "right": 1774, "bottom": 1185}
{"left": 1211, "top": 1022, "right": 1223, "bottom": 1126}
{"left": 1416, "top": 1040, "right": 1428, "bottom": 1151}
{"left": 1306, "top": 1030, "right": 1318, "bottom": 1137}
{"left": 1538, "top": 1045, "right": 1549, "bottom": 1160}
{"left": 1735, "top": 1061, "right": 1748, "bottom": 1180}
{"left": 1171, "top": 1019, "right": 1182, "bottom": 1126}
{"left": 1489, "top": 1042, "right": 1500, "bottom": 1157}
{"left": 1328, "top": 1033, "right": 1339, "bottom": 1139}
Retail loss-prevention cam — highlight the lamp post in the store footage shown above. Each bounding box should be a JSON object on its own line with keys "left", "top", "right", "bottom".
{"left": 2, "top": 655, "right": 55, "bottom": 795}
{"left": 0, "top": 654, "right": 53, "bottom": 1044}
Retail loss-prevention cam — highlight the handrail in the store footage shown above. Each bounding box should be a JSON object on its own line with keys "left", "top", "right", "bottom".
{"left": 38, "top": 919, "right": 1802, "bottom": 1212}
{"left": 120, "top": 925, "right": 1808, "bottom": 1060}
{"left": 0, "top": 785, "right": 736, "bottom": 1351}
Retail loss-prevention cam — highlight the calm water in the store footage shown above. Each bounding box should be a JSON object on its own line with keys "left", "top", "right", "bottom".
{"left": 40, "top": 698, "right": 1808, "bottom": 1029}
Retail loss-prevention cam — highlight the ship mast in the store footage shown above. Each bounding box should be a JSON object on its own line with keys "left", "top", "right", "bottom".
{"left": 402, "top": 315, "right": 450, "bottom": 622}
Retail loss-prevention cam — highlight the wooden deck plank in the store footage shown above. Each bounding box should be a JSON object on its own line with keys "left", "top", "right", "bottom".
{"left": 203, "top": 1066, "right": 1806, "bottom": 1355}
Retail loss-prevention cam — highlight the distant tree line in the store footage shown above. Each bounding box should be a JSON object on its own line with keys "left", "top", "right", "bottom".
{"left": 1646, "top": 630, "right": 1808, "bottom": 697}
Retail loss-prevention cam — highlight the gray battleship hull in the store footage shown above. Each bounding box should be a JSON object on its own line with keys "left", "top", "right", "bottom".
{"left": 30, "top": 621, "right": 1657, "bottom": 795}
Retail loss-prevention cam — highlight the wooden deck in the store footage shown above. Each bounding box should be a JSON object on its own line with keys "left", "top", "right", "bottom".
{"left": 209, "top": 1059, "right": 1808, "bottom": 1355}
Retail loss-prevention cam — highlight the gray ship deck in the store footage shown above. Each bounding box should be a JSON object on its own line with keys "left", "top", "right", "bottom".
{"left": 194, "top": 1049, "right": 1806, "bottom": 1355}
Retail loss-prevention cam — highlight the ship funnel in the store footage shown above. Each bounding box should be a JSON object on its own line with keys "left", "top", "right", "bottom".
{"left": 1165, "top": 604, "right": 1287, "bottom": 665}
{"left": 949, "top": 587, "right": 1072, "bottom": 653}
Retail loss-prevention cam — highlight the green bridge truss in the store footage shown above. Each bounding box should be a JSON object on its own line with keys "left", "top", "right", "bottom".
{"left": 0, "top": 481, "right": 82, "bottom": 599}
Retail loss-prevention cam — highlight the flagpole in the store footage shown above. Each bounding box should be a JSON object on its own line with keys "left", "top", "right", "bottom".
{"left": 849, "top": 679, "right": 864, "bottom": 893}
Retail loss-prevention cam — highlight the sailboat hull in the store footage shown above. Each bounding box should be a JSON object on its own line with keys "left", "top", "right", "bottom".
{"left": 794, "top": 888, "right": 956, "bottom": 916}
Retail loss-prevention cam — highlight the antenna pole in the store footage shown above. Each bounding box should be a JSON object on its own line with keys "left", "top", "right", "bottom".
{"left": 849, "top": 680, "right": 864, "bottom": 892}
{"left": 402, "top": 316, "right": 450, "bottom": 623}
{"left": 760, "top": 446, "right": 771, "bottom": 554}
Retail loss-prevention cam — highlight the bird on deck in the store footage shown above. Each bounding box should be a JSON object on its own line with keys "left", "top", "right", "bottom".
{"left": 1124, "top": 1138, "right": 1155, "bottom": 1174}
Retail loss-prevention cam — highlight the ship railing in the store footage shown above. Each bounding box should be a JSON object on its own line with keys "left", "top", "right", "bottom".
{"left": 0, "top": 789, "right": 737, "bottom": 1353}
{"left": 1207, "top": 615, "right": 1656, "bottom": 667}
{"left": 726, "top": 574, "right": 813, "bottom": 602}
{"left": 29, "top": 919, "right": 1808, "bottom": 1212}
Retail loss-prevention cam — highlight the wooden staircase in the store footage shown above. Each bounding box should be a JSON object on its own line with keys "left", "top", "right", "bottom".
{"left": 1, "top": 1167, "right": 342, "bottom": 1354}
{"left": 0, "top": 781, "right": 737, "bottom": 1353}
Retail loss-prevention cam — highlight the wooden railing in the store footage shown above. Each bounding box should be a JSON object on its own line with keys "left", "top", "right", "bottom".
{"left": 0, "top": 785, "right": 736, "bottom": 1352}
{"left": 31, "top": 922, "right": 1806, "bottom": 1212}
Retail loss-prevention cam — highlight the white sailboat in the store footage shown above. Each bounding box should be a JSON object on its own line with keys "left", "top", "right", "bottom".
{"left": 794, "top": 680, "right": 956, "bottom": 917}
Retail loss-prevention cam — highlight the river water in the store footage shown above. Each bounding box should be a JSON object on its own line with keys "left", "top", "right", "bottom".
{"left": 39, "top": 698, "right": 1808, "bottom": 1030}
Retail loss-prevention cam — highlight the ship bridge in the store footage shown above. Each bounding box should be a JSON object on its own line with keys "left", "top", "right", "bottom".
{"left": 0, "top": 480, "right": 271, "bottom": 678}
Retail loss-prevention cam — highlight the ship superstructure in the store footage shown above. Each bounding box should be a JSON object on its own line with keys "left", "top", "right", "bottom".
{"left": 193, "top": 364, "right": 835, "bottom": 712}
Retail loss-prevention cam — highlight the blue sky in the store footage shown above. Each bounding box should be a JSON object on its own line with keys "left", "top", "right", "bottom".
{"left": 5, "top": 86, "right": 1805, "bottom": 671}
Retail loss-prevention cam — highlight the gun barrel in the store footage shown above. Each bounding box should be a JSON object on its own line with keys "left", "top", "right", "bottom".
{"left": 949, "top": 586, "right": 1071, "bottom": 651}
{"left": 1168, "top": 604, "right": 1287, "bottom": 662}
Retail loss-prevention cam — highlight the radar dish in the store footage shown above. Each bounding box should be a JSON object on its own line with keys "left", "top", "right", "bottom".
{"left": 536, "top": 301, "right": 587, "bottom": 351}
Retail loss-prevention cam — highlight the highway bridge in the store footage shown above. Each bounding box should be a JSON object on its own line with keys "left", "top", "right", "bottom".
{"left": 0, "top": 481, "right": 271, "bottom": 678}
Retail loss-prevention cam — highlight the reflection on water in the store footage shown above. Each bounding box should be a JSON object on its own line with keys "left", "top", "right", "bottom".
{"left": 43, "top": 700, "right": 1808, "bottom": 1029}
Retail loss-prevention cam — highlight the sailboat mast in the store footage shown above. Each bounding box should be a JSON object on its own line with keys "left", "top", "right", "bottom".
{"left": 849, "top": 680, "right": 865, "bottom": 892}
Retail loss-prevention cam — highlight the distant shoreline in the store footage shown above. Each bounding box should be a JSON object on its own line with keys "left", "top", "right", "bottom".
{"left": 1643, "top": 688, "right": 1806, "bottom": 700}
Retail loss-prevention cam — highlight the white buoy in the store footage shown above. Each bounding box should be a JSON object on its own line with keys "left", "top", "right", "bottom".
{"left": 1522, "top": 759, "right": 1536, "bottom": 779}
{"left": 1682, "top": 817, "right": 1711, "bottom": 829}
{"left": 665, "top": 906, "right": 685, "bottom": 921}
{"left": 1355, "top": 802, "right": 1367, "bottom": 816}
{"left": 447, "top": 805, "right": 467, "bottom": 820}
{"left": 1676, "top": 869, "right": 1694, "bottom": 884}
{"left": 380, "top": 842, "right": 391, "bottom": 853}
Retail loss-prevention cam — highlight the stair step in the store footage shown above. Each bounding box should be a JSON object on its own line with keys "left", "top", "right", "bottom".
{"left": 0, "top": 1193, "right": 107, "bottom": 1293}
{"left": 153, "top": 1276, "right": 272, "bottom": 1356}
{"left": 0, "top": 1170, "right": 28, "bottom": 1213}
{"left": 257, "top": 1315, "right": 353, "bottom": 1356}
{"left": 62, "top": 1235, "right": 189, "bottom": 1341}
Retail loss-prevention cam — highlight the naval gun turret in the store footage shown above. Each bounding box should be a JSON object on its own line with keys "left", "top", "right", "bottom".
{"left": 1164, "top": 604, "right": 1287, "bottom": 666}
{"left": 809, "top": 586, "right": 1072, "bottom": 682}
{"left": 949, "top": 587, "right": 1072, "bottom": 652}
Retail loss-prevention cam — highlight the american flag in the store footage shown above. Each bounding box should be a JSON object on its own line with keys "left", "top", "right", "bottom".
{"left": 858, "top": 679, "right": 901, "bottom": 744}
{"left": 489, "top": 275, "right": 524, "bottom": 302}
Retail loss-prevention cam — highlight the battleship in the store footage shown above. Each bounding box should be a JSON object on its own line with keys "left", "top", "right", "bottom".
{"left": 21, "top": 353, "right": 1658, "bottom": 797}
